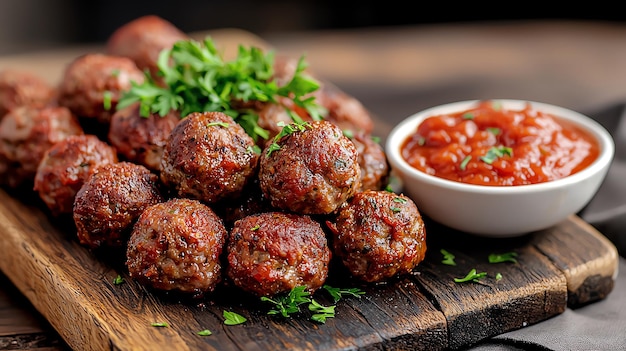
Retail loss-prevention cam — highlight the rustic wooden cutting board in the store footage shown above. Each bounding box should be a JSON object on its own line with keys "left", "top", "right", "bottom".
{"left": 0, "top": 186, "right": 618, "bottom": 351}
{"left": 0, "top": 29, "right": 619, "bottom": 351}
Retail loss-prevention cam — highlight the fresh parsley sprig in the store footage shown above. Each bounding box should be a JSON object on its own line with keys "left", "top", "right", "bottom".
{"left": 117, "top": 37, "right": 326, "bottom": 142}
{"left": 488, "top": 252, "right": 518, "bottom": 264}
{"left": 261, "top": 286, "right": 312, "bottom": 318}
{"left": 260, "top": 285, "right": 365, "bottom": 324}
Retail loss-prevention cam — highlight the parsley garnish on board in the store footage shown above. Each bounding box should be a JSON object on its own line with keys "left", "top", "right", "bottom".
{"left": 117, "top": 37, "right": 326, "bottom": 142}
{"left": 223, "top": 311, "right": 247, "bottom": 325}
{"left": 488, "top": 252, "right": 518, "bottom": 264}
{"left": 454, "top": 268, "right": 488, "bottom": 283}
{"left": 260, "top": 285, "right": 365, "bottom": 323}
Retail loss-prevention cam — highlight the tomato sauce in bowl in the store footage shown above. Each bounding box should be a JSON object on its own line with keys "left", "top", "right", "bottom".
{"left": 400, "top": 100, "right": 600, "bottom": 186}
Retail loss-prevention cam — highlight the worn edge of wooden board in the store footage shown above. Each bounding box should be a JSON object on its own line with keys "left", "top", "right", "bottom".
{"left": 0, "top": 28, "right": 620, "bottom": 350}
{"left": 0, "top": 186, "right": 619, "bottom": 351}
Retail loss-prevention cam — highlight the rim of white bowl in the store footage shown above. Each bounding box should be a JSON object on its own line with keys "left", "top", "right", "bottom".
{"left": 385, "top": 99, "right": 616, "bottom": 195}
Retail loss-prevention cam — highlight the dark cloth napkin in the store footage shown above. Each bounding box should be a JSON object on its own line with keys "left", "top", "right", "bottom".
{"left": 466, "top": 103, "right": 626, "bottom": 350}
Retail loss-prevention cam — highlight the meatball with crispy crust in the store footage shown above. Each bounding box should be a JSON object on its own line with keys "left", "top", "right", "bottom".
{"left": 348, "top": 131, "right": 390, "bottom": 191}
{"left": 0, "top": 69, "right": 56, "bottom": 118}
{"left": 106, "top": 15, "right": 189, "bottom": 79}
{"left": 108, "top": 102, "right": 180, "bottom": 172}
{"left": 259, "top": 120, "right": 361, "bottom": 215}
{"left": 73, "top": 162, "right": 164, "bottom": 249}
{"left": 226, "top": 211, "right": 331, "bottom": 297}
{"left": 313, "top": 84, "right": 374, "bottom": 136}
{"left": 159, "top": 111, "right": 259, "bottom": 204}
{"left": 215, "top": 177, "right": 275, "bottom": 229}
{"left": 126, "top": 198, "right": 228, "bottom": 297}
{"left": 57, "top": 53, "right": 144, "bottom": 125}
{"left": 0, "top": 105, "right": 83, "bottom": 188}
{"left": 33, "top": 134, "right": 118, "bottom": 216}
{"left": 326, "top": 190, "right": 427, "bottom": 283}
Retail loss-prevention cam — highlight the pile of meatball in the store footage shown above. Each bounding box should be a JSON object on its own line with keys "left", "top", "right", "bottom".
{"left": 0, "top": 15, "right": 427, "bottom": 300}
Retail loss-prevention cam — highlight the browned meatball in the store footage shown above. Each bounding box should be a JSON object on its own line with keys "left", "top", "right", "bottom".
{"left": 255, "top": 96, "right": 313, "bottom": 143}
{"left": 226, "top": 211, "right": 331, "bottom": 297}
{"left": 57, "top": 53, "right": 144, "bottom": 124}
{"left": 270, "top": 56, "right": 373, "bottom": 136}
{"left": 73, "top": 162, "right": 164, "bottom": 249}
{"left": 126, "top": 198, "right": 228, "bottom": 297}
{"left": 326, "top": 190, "right": 427, "bottom": 283}
{"left": 33, "top": 134, "right": 118, "bottom": 216}
{"left": 0, "top": 69, "right": 56, "bottom": 118}
{"left": 259, "top": 120, "right": 361, "bottom": 215}
{"left": 216, "top": 177, "right": 275, "bottom": 229}
{"left": 348, "top": 131, "right": 390, "bottom": 191}
{"left": 160, "top": 111, "right": 259, "bottom": 204}
{"left": 108, "top": 102, "right": 180, "bottom": 172}
{"left": 314, "top": 84, "right": 374, "bottom": 135}
{"left": 106, "top": 15, "right": 189, "bottom": 79}
{"left": 0, "top": 105, "right": 83, "bottom": 188}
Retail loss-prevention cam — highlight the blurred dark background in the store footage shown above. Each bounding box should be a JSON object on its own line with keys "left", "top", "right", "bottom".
{"left": 2, "top": 0, "right": 626, "bottom": 55}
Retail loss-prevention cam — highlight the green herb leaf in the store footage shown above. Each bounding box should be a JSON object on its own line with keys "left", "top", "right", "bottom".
{"left": 393, "top": 197, "right": 407, "bottom": 204}
{"left": 118, "top": 37, "right": 325, "bottom": 142}
{"left": 265, "top": 121, "right": 311, "bottom": 156}
{"left": 113, "top": 275, "right": 124, "bottom": 285}
{"left": 462, "top": 112, "right": 475, "bottom": 120}
{"left": 151, "top": 322, "right": 169, "bottom": 327}
{"left": 460, "top": 155, "right": 471, "bottom": 171}
{"left": 440, "top": 249, "right": 457, "bottom": 266}
{"left": 103, "top": 90, "right": 113, "bottom": 111}
{"left": 488, "top": 252, "right": 518, "bottom": 264}
{"left": 495, "top": 273, "right": 503, "bottom": 281}
{"left": 486, "top": 127, "right": 501, "bottom": 135}
{"left": 261, "top": 286, "right": 312, "bottom": 318}
{"left": 197, "top": 329, "right": 212, "bottom": 336}
{"left": 308, "top": 299, "right": 335, "bottom": 323}
{"left": 454, "top": 268, "right": 488, "bottom": 283}
{"left": 322, "top": 285, "right": 365, "bottom": 303}
{"left": 480, "top": 146, "right": 513, "bottom": 164}
{"left": 223, "top": 311, "right": 247, "bottom": 325}
{"left": 207, "top": 121, "right": 230, "bottom": 128}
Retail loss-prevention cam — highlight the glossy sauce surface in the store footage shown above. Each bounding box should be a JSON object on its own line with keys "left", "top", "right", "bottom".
{"left": 401, "top": 101, "right": 600, "bottom": 186}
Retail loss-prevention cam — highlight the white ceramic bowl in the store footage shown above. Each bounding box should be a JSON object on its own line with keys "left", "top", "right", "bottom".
{"left": 385, "top": 99, "right": 615, "bottom": 237}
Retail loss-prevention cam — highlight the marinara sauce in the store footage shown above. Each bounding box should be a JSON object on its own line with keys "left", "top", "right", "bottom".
{"left": 400, "top": 100, "right": 600, "bottom": 186}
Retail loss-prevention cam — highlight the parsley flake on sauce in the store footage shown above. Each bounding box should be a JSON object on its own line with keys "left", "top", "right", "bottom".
{"left": 480, "top": 146, "right": 513, "bottom": 164}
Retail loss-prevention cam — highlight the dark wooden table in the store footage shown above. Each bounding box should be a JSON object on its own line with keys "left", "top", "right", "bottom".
{"left": 1, "top": 20, "right": 626, "bottom": 350}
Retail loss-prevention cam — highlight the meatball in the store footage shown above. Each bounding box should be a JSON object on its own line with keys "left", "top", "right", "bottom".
{"left": 259, "top": 120, "right": 361, "bottom": 215}
{"left": 108, "top": 102, "right": 180, "bottom": 172}
{"left": 255, "top": 96, "right": 313, "bottom": 143}
{"left": 314, "top": 84, "right": 374, "bottom": 135}
{"left": 348, "top": 131, "right": 390, "bottom": 191}
{"left": 33, "top": 134, "right": 118, "bottom": 216}
{"left": 126, "top": 198, "right": 227, "bottom": 297}
{"left": 226, "top": 212, "right": 331, "bottom": 297}
{"left": 326, "top": 190, "right": 427, "bottom": 283}
{"left": 0, "top": 105, "right": 83, "bottom": 188}
{"left": 216, "top": 177, "right": 275, "bottom": 229}
{"left": 57, "top": 53, "right": 144, "bottom": 125}
{"left": 160, "top": 111, "right": 259, "bottom": 204}
{"left": 73, "top": 162, "right": 164, "bottom": 249}
{"left": 106, "top": 15, "right": 189, "bottom": 79}
{"left": 270, "top": 56, "right": 373, "bottom": 135}
{"left": 0, "top": 69, "right": 56, "bottom": 118}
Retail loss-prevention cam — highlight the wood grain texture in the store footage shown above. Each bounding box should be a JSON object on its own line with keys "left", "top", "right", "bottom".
{"left": 0, "top": 28, "right": 620, "bottom": 351}
{"left": 0, "top": 185, "right": 618, "bottom": 351}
